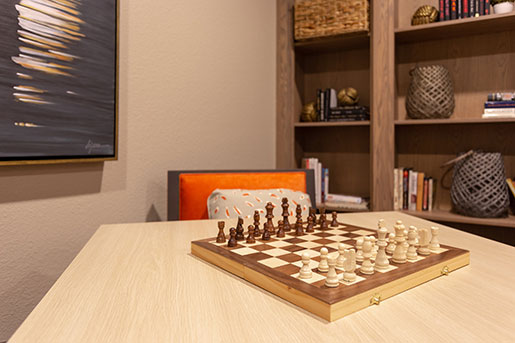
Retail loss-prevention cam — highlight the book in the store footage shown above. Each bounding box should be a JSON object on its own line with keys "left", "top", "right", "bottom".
{"left": 484, "top": 101, "right": 515, "bottom": 108}
{"left": 475, "top": 0, "right": 480, "bottom": 16}
{"left": 403, "top": 168, "right": 410, "bottom": 210}
{"left": 394, "top": 168, "right": 400, "bottom": 210}
{"left": 470, "top": 0, "right": 475, "bottom": 17}
{"left": 416, "top": 172, "right": 425, "bottom": 211}
{"left": 457, "top": 0, "right": 462, "bottom": 18}
{"left": 479, "top": 0, "right": 485, "bottom": 15}
{"left": 423, "top": 177, "right": 429, "bottom": 211}
{"left": 316, "top": 89, "right": 322, "bottom": 121}
{"left": 409, "top": 170, "right": 418, "bottom": 211}
{"left": 321, "top": 168, "right": 329, "bottom": 202}
{"left": 439, "top": 0, "right": 445, "bottom": 21}
{"left": 317, "top": 160, "right": 322, "bottom": 204}
{"left": 330, "top": 106, "right": 369, "bottom": 115}
{"left": 398, "top": 167, "right": 404, "bottom": 211}
{"left": 463, "top": 0, "right": 470, "bottom": 17}
{"left": 445, "top": 0, "right": 450, "bottom": 20}
{"left": 488, "top": 92, "right": 515, "bottom": 101}
{"left": 451, "top": 0, "right": 457, "bottom": 19}
{"left": 484, "top": 108, "right": 515, "bottom": 113}
{"left": 324, "top": 89, "right": 330, "bottom": 122}
{"left": 320, "top": 91, "right": 325, "bottom": 121}
{"left": 328, "top": 88, "right": 337, "bottom": 109}
{"left": 428, "top": 178, "right": 434, "bottom": 211}
{"left": 324, "top": 200, "right": 369, "bottom": 211}
{"left": 482, "top": 113, "right": 515, "bottom": 119}
{"left": 326, "top": 193, "right": 363, "bottom": 204}
{"left": 485, "top": 0, "right": 490, "bottom": 14}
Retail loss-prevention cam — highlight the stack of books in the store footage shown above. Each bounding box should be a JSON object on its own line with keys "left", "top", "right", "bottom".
{"left": 439, "top": 1, "right": 490, "bottom": 21}
{"left": 482, "top": 92, "right": 515, "bottom": 119}
{"left": 394, "top": 168, "right": 436, "bottom": 212}
{"left": 302, "top": 157, "right": 329, "bottom": 206}
{"left": 324, "top": 194, "right": 369, "bottom": 212}
{"left": 315, "top": 88, "right": 369, "bottom": 122}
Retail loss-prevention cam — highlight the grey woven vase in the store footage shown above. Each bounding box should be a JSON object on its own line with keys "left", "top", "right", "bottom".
{"left": 451, "top": 152, "right": 509, "bottom": 218}
{"left": 406, "top": 65, "right": 455, "bottom": 119}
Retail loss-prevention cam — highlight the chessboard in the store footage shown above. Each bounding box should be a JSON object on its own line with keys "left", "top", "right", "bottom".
{"left": 191, "top": 215, "right": 470, "bottom": 322}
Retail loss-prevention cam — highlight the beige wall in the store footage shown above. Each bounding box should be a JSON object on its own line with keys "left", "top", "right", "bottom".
{"left": 0, "top": 0, "right": 276, "bottom": 340}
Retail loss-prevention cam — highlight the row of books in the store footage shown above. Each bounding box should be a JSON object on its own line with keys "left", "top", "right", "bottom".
{"left": 315, "top": 88, "right": 369, "bottom": 122}
{"left": 302, "top": 157, "right": 328, "bottom": 205}
{"left": 439, "top": 0, "right": 490, "bottom": 21}
{"left": 482, "top": 94, "right": 515, "bottom": 118}
{"left": 393, "top": 168, "right": 436, "bottom": 212}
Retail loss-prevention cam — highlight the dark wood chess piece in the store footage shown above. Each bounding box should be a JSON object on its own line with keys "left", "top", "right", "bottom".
{"left": 276, "top": 220, "right": 285, "bottom": 238}
{"left": 246, "top": 225, "right": 256, "bottom": 244}
{"left": 319, "top": 213, "right": 328, "bottom": 230}
{"left": 295, "top": 204, "right": 302, "bottom": 224}
{"left": 306, "top": 215, "right": 315, "bottom": 233}
{"left": 216, "top": 221, "right": 226, "bottom": 243}
{"left": 281, "top": 197, "right": 291, "bottom": 232}
{"left": 309, "top": 207, "right": 316, "bottom": 226}
{"left": 228, "top": 227, "right": 237, "bottom": 247}
{"left": 253, "top": 210, "right": 261, "bottom": 236}
{"left": 236, "top": 217, "right": 245, "bottom": 240}
{"left": 330, "top": 211, "right": 339, "bottom": 227}
{"left": 265, "top": 202, "right": 275, "bottom": 235}
{"left": 262, "top": 222, "right": 271, "bottom": 241}
{"left": 295, "top": 220, "right": 304, "bottom": 236}
{"left": 318, "top": 208, "right": 326, "bottom": 225}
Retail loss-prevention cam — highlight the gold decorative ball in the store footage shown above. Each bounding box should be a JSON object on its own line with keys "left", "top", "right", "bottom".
{"left": 411, "top": 5, "right": 439, "bottom": 26}
{"left": 338, "top": 87, "right": 359, "bottom": 106}
{"left": 300, "top": 102, "right": 317, "bottom": 122}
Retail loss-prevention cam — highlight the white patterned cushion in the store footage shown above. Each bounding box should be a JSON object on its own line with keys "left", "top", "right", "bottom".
{"left": 207, "top": 188, "right": 312, "bottom": 219}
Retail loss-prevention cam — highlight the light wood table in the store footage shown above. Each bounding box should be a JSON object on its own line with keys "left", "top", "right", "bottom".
{"left": 9, "top": 212, "right": 515, "bottom": 342}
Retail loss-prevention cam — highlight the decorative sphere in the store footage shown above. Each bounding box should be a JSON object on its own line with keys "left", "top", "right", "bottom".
{"left": 338, "top": 87, "right": 359, "bottom": 106}
{"left": 300, "top": 102, "right": 317, "bottom": 122}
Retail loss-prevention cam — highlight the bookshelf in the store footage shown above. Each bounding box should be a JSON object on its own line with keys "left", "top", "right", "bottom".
{"left": 277, "top": 0, "right": 515, "bottom": 241}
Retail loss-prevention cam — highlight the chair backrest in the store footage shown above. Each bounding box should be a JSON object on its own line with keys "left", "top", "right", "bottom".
{"left": 167, "top": 169, "right": 315, "bottom": 220}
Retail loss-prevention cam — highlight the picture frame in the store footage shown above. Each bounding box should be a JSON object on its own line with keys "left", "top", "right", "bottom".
{"left": 0, "top": 0, "right": 119, "bottom": 165}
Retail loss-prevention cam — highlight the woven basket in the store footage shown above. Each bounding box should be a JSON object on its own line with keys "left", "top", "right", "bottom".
{"left": 406, "top": 65, "right": 455, "bottom": 119}
{"left": 294, "top": 0, "right": 369, "bottom": 41}
{"left": 451, "top": 151, "right": 510, "bottom": 218}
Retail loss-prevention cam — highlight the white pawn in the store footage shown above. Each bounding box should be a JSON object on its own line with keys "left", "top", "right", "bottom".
{"left": 356, "top": 237, "right": 364, "bottom": 262}
{"left": 403, "top": 228, "right": 409, "bottom": 253}
{"left": 430, "top": 226, "right": 440, "bottom": 252}
{"left": 375, "top": 226, "right": 389, "bottom": 271}
{"left": 336, "top": 243, "right": 345, "bottom": 269}
{"left": 325, "top": 258, "right": 340, "bottom": 288}
{"left": 370, "top": 236, "right": 378, "bottom": 260}
{"left": 407, "top": 226, "right": 418, "bottom": 261}
{"left": 386, "top": 233, "right": 396, "bottom": 255}
{"left": 377, "top": 218, "right": 386, "bottom": 229}
{"left": 418, "top": 228, "right": 431, "bottom": 256}
{"left": 299, "top": 252, "right": 313, "bottom": 279}
{"left": 343, "top": 249, "right": 357, "bottom": 282}
{"left": 360, "top": 236, "right": 374, "bottom": 275}
{"left": 318, "top": 247, "right": 329, "bottom": 272}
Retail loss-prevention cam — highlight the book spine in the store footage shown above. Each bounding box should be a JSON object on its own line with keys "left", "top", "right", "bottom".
{"left": 324, "top": 168, "right": 329, "bottom": 203}
{"left": 409, "top": 170, "right": 418, "bottom": 211}
{"left": 484, "top": 108, "right": 515, "bottom": 113}
{"left": 416, "top": 172, "right": 425, "bottom": 211}
{"left": 470, "top": 0, "right": 475, "bottom": 16}
{"left": 475, "top": 0, "right": 480, "bottom": 16}
{"left": 317, "top": 161, "right": 322, "bottom": 204}
{"left": 428, "top": 178, "right": 434, "bottom": 210}
{"left": 457, "top": 0, "right": 462, "bottom": 19}
{"left": 316, "top": 89, "right": 321, "bottom": 121}
{"left": 398, "top": 167, "right": 404, "bottom": 211}
{"left": 394, "top": 168, "right": 399, "bottom": 210}
{"left": 324, "top": 89, "right": 330, "bottom": 122}
{"left": 485, "top": 0, "right": 490, "bottom": 14}
{"left": 326, "top": 194, "right": 362, "bottom": 204}
{"left": 403, "top": 168, "right": 409, "bottom": 210}
{"left": 423, "top": 178, "right": 429, "bottom": 211}
{"left": 451, "top": 0, "right": 457, "bottom": 20}
{"left": 440, "top": 0, "right": 445, "bottom": 21}
{"left": 463, "top": 0, "right": 469, "bottom": 17}
{"left": 445, "top": 0, "right": 451, "bottom": 20}
{"left": 479, "top": 0, "right": 485, "bottom": 15}
{"left": 320, "top": 91, "right": 325, "bottom": 121}
{"left": 321, "top": 168, "right": 325, "bottom": 203}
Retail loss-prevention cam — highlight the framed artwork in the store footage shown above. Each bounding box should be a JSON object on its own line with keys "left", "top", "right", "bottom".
{"left": 0, "top": 0, "right": 118, "bottom": 165}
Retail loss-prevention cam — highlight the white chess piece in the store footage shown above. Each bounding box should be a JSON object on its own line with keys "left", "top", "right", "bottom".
{"left": 318, "top": 247, "right": 329, "bottom": 272}
{"left": 343, "top": 249, "right": 357, "bottom": 282}
{"left": 299, "top": 252, "right": 313, "bottom": 279}
{"left": 418, "top": 228, "right": 431, "bottom": 256}
{"left": 336, "top": 243, "right": 345, "bottom": 268}
{"left": 403, "top": 228, "right": 409, "bottom": 253}
{"left": 370, "top": 236, "right": 378, "bottom": 259}
{"left": 407, "top": 226, "right": 418, "bottom": 261}
{"left": 392, "top": 225, "right": 407, "bottom": 263}
{"left": 430, "top": 226, "right": 440, "bottom": 252}
{"left": 356, "top": 237, "right": 364, "bottom": 262}
{"left": 386, "top": 232, "right": 396, "bottom": 255}
{"left": 325, "top": 258, "right": 340, "bottom": 287}
{"left": 378, "top": 218, "right": 386, "bottom": 229}
{"left": 375, "top": 226, "right": 389, "bottom": 271}
{"left": 360, "top": 236, "right": 374, "bottom": 274}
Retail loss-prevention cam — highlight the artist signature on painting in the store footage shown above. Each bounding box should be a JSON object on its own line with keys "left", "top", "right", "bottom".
{"left": 85, "top": 140, "right": 111, "bottom": 154}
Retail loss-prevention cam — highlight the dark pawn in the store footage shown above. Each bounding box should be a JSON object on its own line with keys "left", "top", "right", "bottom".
{"left": 246, "top": 225, "right": 256, "bottom": 244}
{"left": 306, "top": 216, "right": 315, "bottom": 233}
{"left": 308, "top": 207, "right": 317, "bottom": 226}
{"left": 253, "top": 211, "right": 261, "bottom": 235}
{"left": 318, "top": 208, "right": 326, "bottom": 225}
{"left": 228, "top": 228, "right": 237, "bottom": 247}
{"left": 216, "top": 221, "right": 226, "bottom": 243}
{"left": 281, "top": 198, "right": 291, "bottom": 232}
{"left": 262, "top": 222, "right": 271, "bottom": 241}
{"left": 330, "top": 211, "right": 339, "bottom": 227}
{"left": 236, "top": 217, "right": 245, "bottom": 240}
{"left": 276, "top": 220, "right": 286, "bottom": 238}
{"left": 319, "top": 213, "right": 328, "bottom": 230}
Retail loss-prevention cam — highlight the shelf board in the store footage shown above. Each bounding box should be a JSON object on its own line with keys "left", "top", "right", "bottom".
{"left": 395, "top": 12, "right": 515, "bottom": 44}
{"left": 402, "top": 209, "right": 515, "bottom": 229}
{"left": 294, "top": 31, "right": 369, "bottom": 54}
{"left": 295, "top": 121, "right": 370, "bottom": 127}
{"left": 395, "top": 118, "right": 515, "bottom": 126}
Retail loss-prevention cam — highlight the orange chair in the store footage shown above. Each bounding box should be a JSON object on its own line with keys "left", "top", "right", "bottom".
{"left": 167, "top": 169, "right": 315, "bottom": 220}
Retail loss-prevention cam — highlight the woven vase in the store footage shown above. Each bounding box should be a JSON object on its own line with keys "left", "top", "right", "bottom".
{"left": 451, "top": 151, "right": 510, "bottom": 218}
{"left": 406, "top": 65, "right": 455, "bottom": 119}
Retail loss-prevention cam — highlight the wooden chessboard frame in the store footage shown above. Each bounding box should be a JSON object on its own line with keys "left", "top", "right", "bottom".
{"left": 191, "top": 223, "right": 470, "bottom": 322}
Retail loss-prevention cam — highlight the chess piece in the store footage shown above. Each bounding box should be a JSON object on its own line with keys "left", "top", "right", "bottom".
{"left": 318, "top": 247, "right": 329, "bottom": 272}
{"left": 355, "top": 237, "right": 364, "bottom": 262}
{"left": 336, "top": 243, "right": 345, "bottom": 268}
{"left": 281, "top": 197, "right": 291, "bottom": 232}
{"left": 343, "top": 249, "right": 357, "bottom": 282}
{"left": 375, "top": 226, "right": 390, "bottom": 271}
{"left": 253, "top": 210, "right": 261, "bottom": 236}
{"left": 246, "top": 225, "right": 256, "bottom": 244}
{"left": 294, "top": 218, "right": 304, "bottom": 236}
{"left": 265, "top": 202, "right": 276, "bottom": 235}
{"left": 319, "top": 213, "right": 328, "bottom": 230}
{"left": 299, "top": 253, "right": 312, "bottom": 279}
{"left": 276, "top": 220, "right": 286, "bottom": 238}
{"left": 378, "top": 218, "right": 386, "bottom": 229}
{"left": 236, "top": 217, "right": 245, "bottom": 241}
{"left": 318, "top": 208, "right": 326, "bottom": 225}
{"left": 402, "top": 228, "right": 409, "bottom": 254}
{"left": 430, "top": 226, "right": 440, "bottom": 252}
{"left": 370, "top": 236, "right": 378, "bottom": 260}
{"left": 330, "top": 211, "right": 339, "bottom": 227}
{"left": 325, "top": 258, "right": 340, "bottom": 288}
{"left": 407, "top": 226, "right": 418, "bottom": 261}
{"left": 360, "top": 236, "right": 374, "bottom": 275}
{"left": 309, "top": 207, "right": 316, "bottom": 224}
{"left": 306, "top": 215, "right": 315, "bottom": 233}
{"left": 216, "top": 221, "right": 226, "bottom": 243}
{"left": 392, "top": 224, "right": 407, "bottom": 263}
{"left": 228, "top": 227, "right": 237, "bottom": 247}
{"left": 261, "top": 222, "right": 271, "bottom": 241}
{"left": 418, "top": 228, "right": 431, "bottom": 256}
{"left": 386, "top": 233, "right": 396, "bottom": 255}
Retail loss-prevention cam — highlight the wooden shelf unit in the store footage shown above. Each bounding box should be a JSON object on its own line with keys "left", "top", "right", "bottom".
{"left": 401, "top": 209, "right": 515, "bottom": 229}
{"left": 277, "top": 0, "right": 515, "bottom": 224}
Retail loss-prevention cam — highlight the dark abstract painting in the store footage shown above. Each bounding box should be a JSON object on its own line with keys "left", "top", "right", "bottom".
{"left": 0, "top": 0, "right": 117, "bottom": 164}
